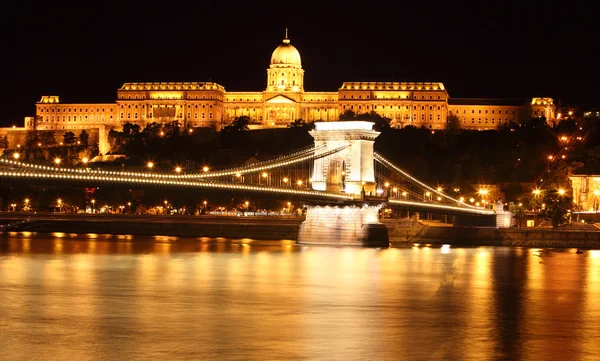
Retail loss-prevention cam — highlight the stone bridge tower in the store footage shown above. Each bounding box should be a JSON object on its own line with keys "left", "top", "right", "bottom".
{"left": 309, "top": 121, "right": 380, "bottom": 196}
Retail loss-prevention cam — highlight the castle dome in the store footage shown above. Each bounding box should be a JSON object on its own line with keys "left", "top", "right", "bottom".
{"left": 270, "top": 33, "right": 301, "bottom": 67}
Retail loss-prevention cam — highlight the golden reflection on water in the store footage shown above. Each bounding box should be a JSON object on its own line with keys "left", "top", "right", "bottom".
{"left": 2, "top": 234, "right": 600, "bottom": 360}
{"left": 583, "top": 250, "right": 600, "bottom": 361}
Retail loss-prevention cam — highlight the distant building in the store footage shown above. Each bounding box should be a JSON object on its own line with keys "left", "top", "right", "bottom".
{"left": 10, "top": 30, "right": 555, "bottom": 153}
{"left": 570, "top": 175, "right": 600, "bottom": 211}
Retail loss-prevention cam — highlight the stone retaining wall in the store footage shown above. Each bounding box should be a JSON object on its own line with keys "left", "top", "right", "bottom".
{"left": 385, "top": 220, "right": 600, "bottom": 248}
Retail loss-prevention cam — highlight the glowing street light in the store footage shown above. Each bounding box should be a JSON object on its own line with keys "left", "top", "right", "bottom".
{"left": 459, "top": 197, "right": 465, "bottom": 203}
{"left": 203, "top": 166, "right": 209, "bottom": 172}
{"left": 13, "top": 152, "right": 19, "bottom": 159}
{"left": 478, "top": 189, "right": 489, "bottom": 196}
{"left": 532, "top": 189, "right": 541, "bottom": 196}
{"left": 402, "top": 191, "right": 407, "bottom": 197}
{"left": 297, "top": 180, "right": 303, "bottom": 186}
{"left": 558, "top": 189, "right": 566, "bottom": 196}
{"left": 437, "top": 187, "right": 443, "bottom": 192}
{"left": 82, "top": 157, "right": 89, "bottom": 164}
{"left": 262, "top": 172, "right": 268, "bottom": 178}
{"left": 147, "top": 162, "right": 154, "bottom": 169}
{"left": 54, "top": 158, "right": 61, "bottom": 165}
{"left": 175, "top": 166, "right": 182, "bottom": 173}
{"left": 384, "top": 182, "right": 390, "bottom": 188}
{"left": 283, "top": 177, "right": 288, "bottom": 183}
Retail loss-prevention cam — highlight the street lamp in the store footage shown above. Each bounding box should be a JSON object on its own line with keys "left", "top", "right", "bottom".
{"left": 13, "top": 152, "right": 19, "bottom": 159}
{"left": 54, "top": 158, "right": 61, "bottom": 166}
{"left": 57, "top": 198, "right": 62, "bottom": 212}
{"left": 91, "top": 199, "right": 96, "bottom": 213}
{"left": 203, "top": 166, "right": 209, "bottom": 172}
{"left": 82, "top": 157, "right": 89, "bottom": 164}
{"left": 175, "top": 166, "right": 182, "bottom": 173}
{"left": 127, "top": 201, "right": 132, "bottom": 213}
{"left": 558, "top": 188, "right": 565, "bottom": 196}
{"left": 147, "top": 161, "right": 154, "bottom": 169}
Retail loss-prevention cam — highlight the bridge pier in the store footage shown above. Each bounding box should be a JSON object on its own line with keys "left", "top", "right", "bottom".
{"left": 297, "top": 204, "right": 389, "bottom": 247}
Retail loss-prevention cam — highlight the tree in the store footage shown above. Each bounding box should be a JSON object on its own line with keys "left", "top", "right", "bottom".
{"left": 446, "top": 114, "right": 462, "bottom": 133}
{"left": 63, "top": 131, "right": 76, "bottom": 145}
{"left": 540, "top": 189, "right": 572, "bottom": 228}
{"left": 0, "top": 135, "right": 8, "bottom": 148}
{"left": 288, "top": 119, "right": 315, "bottom": 130}
{"left": 24, "top": 130, "right": 39, "bottom": 148}
{"left": 338, "top": 110, "right": 391, "bottom": 131}
{"left": 78, "top": 130, "right": 89, "bottom": 146}
{"left": 40, "top": 131, "right": 56, "bottom": 146}
{"left": 222, "top": 116, "right": 250, "bottom": 132}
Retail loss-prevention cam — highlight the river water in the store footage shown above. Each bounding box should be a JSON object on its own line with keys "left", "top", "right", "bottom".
{"left": 1, "top": 232, "right": 599, "bottom": 361}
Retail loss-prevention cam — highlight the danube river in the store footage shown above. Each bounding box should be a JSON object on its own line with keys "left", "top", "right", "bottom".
{"left": 1, "top": 232, "right": 599, "bottom": 361}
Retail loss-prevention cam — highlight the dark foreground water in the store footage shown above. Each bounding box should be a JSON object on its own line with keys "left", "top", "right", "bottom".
{"left": 1, "top": 232, "right": 599, "bottom": 361}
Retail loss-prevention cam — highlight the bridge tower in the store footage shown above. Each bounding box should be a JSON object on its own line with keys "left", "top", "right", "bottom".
{"left": 298, "top": 121, "right": 389, "bottom": 247}
{"left": 309, "top": 121, "right": 379, "bottom": 195}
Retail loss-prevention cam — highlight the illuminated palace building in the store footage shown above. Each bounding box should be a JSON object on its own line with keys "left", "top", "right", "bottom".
{"left": 30, "top": 32, "right": 555, "bottom": 133}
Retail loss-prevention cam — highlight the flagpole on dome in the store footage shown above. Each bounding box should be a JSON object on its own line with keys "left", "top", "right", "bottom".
{"left": 283, "top": 27, "right": 290, "bottom": 44}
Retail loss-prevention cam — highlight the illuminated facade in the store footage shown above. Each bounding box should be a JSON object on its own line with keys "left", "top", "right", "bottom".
{"left": 570, "top": 175, "right": 600, "bottom": 211}
{"left": 27, "top": 31, "right": 556, "bottom": 147}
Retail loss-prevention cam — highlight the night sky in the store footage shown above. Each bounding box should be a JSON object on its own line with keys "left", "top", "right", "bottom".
{"left": 1, "top": 1, "right": 596, "bottom": 126}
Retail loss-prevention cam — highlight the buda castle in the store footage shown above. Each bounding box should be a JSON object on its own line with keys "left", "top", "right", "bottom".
{"left": 28, "top": 31, "right": 555, "bottom": 141}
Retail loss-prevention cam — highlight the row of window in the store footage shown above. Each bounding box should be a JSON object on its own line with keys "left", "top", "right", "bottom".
{"left": 120, "top": 113, "right": 214, "bottom": 119}
{"left": 39, "top": 115, "right": 115, "bottom": 122}
{"left": 450, "top": 109, "right": 517, "bottom": 115}
{"left": 119, "top": 94, "right": 220, "bottom": 100}
{"left": 342, "top": 94, "right": 444, "bottom": 100}
{"left": 39, "top": 107, "right": 115, "bottom": 113}
{"left": 119, "top": 104, "right": 215, "bottom": 110}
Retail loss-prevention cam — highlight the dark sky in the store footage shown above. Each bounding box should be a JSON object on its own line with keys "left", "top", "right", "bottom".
{"left": 0, "top": 1, "right": 596, "bottom": 126}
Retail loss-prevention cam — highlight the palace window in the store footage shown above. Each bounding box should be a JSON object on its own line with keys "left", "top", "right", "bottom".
{"left": 134, "top": 113, "right": 138, "bottom": 118}
{"left": 209, "top": 105, "right": 213, "bottom": 108}
{"left": 202, "top": 113, "right": 205, "bottom": 118}
{"left": 203, "top": 105, "right": 206, "bottom": 108}
{"left": 209, "top": 112, "right": 212, "bottom": 118}
{"left": 194, "top": 113, "right": 198, "bottom": 119}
